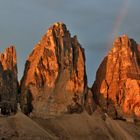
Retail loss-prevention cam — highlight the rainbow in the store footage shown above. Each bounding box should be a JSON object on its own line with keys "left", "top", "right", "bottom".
{"left": 108, "top": 0, "right": 131, "bottom": 47}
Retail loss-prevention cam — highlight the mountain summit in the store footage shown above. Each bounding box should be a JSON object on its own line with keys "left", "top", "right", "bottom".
{"left": 20, "top": 22, "right": 87, "bottom": 117}
{"left": 0, "top": 46, "right": 18, "bottom": 115}
{"left": 92, "top": 35, "right": 140, "bottom": 118}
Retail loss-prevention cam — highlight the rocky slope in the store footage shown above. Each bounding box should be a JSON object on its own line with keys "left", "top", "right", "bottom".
{"left": 92, "top": 35, "right": 140, "bottom": 118}
{"left": 34, "top": 110, "right": 140, "bottom": 140}
{"left": 0, "top": 46, "right": 18, "bottom": 114}
{"left": 20, "top": 22, "right": 87, "bottom": 117}
{"left": 0, "top": 111, "right": 57, "bottom": 140}
{"left": 1, "top": 110, "right": 140, "bottom": 140}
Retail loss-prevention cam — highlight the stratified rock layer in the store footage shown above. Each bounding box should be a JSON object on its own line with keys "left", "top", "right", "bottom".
{"left": 92, "top": 35, "right": 140, "bottom": 118}
{"left": 0, "top": 46, "right": 18, "bottom": 114}
{"left": 20, "top": 22, "right": 87, "bottom": 117}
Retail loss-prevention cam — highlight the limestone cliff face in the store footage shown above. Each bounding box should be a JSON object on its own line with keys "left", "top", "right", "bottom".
{"left": 92, "top": 35, "right": 140, "bottom": 118}
{"left": 0, "top": 46, "right": 18, "bottom": 114}
{"left": 20, "top": 22, "right": 87, "bottom": 117}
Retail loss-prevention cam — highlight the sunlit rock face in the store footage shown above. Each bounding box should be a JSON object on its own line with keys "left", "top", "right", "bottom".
{"left": 20, "top": 22, "right": 87, "bottom": 117}
{"left": 92, "top": 35, "right": 140, "bottom": 118}
{"left": 0, "top": 46, "right": 18, "bottom": 114}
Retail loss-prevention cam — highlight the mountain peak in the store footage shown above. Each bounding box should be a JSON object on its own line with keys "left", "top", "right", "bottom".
{"left": 0, "top": 45, "right": 17, "bottom": 70}
{"left": 0, "top": 46, "right": 18, "bottom": 115}
{"left": 46, "top": 22, "right": 68, "bottom": 37}
{"left": 113, "top": 34, "right": 130, "bottom": 48}
{"left": 92, "top": 36, "right": 140, "bottom": 118}
{"left": 20, "top": 23, "right": 87, "bottom": 117}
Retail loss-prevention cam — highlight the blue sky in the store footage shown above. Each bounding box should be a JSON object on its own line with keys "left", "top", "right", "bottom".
{"left": 0, "top": 0, "right": 140, "bottom": 86}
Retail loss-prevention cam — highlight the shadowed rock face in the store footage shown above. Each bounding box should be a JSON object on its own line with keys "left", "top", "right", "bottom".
{"left": 20, "top": 22, "right": 87, "bottom": 117}
{"left": 92, "top": 35, "right": 140, "bottom": 118}
{"left": 0, "top": 46, "right": 18, "bottom": 114}
{"left": 85, "top": 88, "right": 97, "bottom": 115}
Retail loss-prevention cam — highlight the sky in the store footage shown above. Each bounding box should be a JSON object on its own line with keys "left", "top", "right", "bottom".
{"left": 0, "top": 0, "right": 140, "bottom": 86}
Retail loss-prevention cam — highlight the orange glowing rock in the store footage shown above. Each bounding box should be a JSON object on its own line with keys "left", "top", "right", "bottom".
{"left": 20, "top": 22, "right": 87, "bottom": 117}
{"left": 92, "top": 35, "right": 140, "bottom": 118}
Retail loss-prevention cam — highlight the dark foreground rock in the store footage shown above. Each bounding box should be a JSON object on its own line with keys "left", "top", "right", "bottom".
{"left": 0, "top": 46, "right": 18, "bottom": 115}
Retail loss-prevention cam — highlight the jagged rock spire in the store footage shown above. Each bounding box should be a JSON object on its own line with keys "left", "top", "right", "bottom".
{"left": 0, "top": 46, "right": 18, "bottom": 115}
{"left": 92, "top": 35, "right": 140, "bottom": 118}
{"left": 20, "top": 22, "right": 87, "bottom": 117}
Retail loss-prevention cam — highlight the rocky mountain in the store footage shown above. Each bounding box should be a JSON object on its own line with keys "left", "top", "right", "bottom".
{"left": 92, "top": 35, "right": 140, "bottom": 118}
{"left": 0, "top": 46, "right": 18, "bottom": 114}
{"left": 20, "top": 22, "right": 87, "bottom": 117}
{"left": 1, "top": 26, "right": 140, "bottom": 140}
